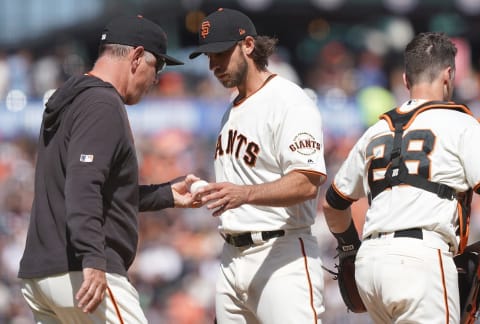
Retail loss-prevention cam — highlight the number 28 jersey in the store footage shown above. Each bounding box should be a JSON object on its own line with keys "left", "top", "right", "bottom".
{"left": 332, "top": 99, "right": 480, "bottom": 247}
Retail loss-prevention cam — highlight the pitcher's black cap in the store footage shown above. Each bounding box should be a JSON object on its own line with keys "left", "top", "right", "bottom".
{"left": 101, "top": 15, "right": 183, "bottom": 65}
{"left": 189, "top": 8, "right": 257, "bottom": 59}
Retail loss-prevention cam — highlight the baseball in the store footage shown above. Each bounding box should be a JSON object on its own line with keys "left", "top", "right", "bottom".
{"left": 189, "top": 180, "right": 209, "bottom": 194}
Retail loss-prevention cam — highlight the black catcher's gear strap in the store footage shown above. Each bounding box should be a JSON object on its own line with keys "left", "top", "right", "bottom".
{"left": 374, "top": 101, "right": 473, "bottom": 254}
{"left": 370, "top": 101, "right": 471, "bottom": 201}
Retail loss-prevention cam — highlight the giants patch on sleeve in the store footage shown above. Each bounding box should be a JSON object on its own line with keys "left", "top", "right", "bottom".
{"left": 289, "top": 132, "right": 321, "bottom": 156}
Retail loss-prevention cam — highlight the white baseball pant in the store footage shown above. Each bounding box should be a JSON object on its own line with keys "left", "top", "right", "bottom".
{"left": 215, "top": 229, "right": 325, "bottom": 324}
{"left": 20, "top": 272, "right": 148, "bottom": 324}
{"left": 355, "top": 231, "right": 460, "bottom": 323}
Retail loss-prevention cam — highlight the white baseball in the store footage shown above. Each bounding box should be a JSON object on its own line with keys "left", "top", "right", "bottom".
{"left": 189, "top": 180, "right": 209, "bottom": 194}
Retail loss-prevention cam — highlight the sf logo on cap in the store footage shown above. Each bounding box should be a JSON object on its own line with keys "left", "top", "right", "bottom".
{"left": 201, "top": 21, "right": 211, "bottom": 39}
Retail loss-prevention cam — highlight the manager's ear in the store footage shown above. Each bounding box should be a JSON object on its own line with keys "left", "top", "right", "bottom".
{"left": 402, "top": 73, "right": 410, "bottom": 90}
{"left": 131, "top": 46, "right": 145, "bottom": 70}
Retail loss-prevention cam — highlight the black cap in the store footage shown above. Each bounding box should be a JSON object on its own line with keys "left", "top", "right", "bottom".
{"left": 189, "top": 8, "right": 257, "bottom": 59}
{"left": 101, "top": 15, "right": 183, "bottom": 65}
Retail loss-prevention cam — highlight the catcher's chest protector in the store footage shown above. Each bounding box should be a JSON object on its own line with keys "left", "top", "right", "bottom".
{"left": 372, "top": 101, "right": 470, "bottom": 201}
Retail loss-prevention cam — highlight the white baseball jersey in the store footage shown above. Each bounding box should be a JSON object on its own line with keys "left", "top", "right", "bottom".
{"left": 213, "top": 75, "right": 326, "bottom": 233}
{"left": 332, "top": 99, "right": 480, "bottom": 250}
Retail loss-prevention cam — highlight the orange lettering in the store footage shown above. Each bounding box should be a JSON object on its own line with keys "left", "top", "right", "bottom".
{"left": 235, "top": 134, "right": 247, "bottom": 159}
{"left": 201, "top": 21, "right": 211, "bottom": 39}
{"left": 226, "top": 130, "right": 237, "bottom": 154}
{"left": 244, "top": 142, "right": 259, "bottom": 167}
{"left": 215, "top": 135, "right": 224, "bottom": 159}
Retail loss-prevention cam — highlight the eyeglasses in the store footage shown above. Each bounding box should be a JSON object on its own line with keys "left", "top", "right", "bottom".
{"left": 138, "top": 47, "right": 166, "bottom": 78}
{"left": 155, "top": 57, "right": 166, "bottom": 75}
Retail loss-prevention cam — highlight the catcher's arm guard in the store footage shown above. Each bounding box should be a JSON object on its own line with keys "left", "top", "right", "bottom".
{"left": 455, "top": 241, "right": 480, "bottom": 324}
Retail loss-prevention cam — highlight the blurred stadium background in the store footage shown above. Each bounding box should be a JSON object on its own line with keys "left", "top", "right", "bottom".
{"left": 1, "top": 0, "right": 480, "bottom": 323}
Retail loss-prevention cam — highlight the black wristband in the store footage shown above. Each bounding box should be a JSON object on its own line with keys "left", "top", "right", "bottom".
{"left": 332, "top": 220, "right": 361, "bottom": 251}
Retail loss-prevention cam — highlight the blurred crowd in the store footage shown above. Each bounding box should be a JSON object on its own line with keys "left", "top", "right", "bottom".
{"left": 2, "top": 30, "right": 480, "bottom": 324}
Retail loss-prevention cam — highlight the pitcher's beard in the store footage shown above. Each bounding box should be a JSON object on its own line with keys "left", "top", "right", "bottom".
{"left": 217, "top": 57, "right": 248, "bottom": 89}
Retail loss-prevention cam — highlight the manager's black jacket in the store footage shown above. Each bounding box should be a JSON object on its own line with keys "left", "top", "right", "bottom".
{"left": 18, "top": 74, "right": 173, "bottom": 279}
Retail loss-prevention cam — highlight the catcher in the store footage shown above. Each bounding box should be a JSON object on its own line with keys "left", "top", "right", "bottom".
{"left": 322, "top": 32, "right": 480, "bottom": 323}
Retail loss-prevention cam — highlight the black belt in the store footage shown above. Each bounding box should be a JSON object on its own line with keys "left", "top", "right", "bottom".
{"left": 223, "top": 230, "right": 286, "bottom": 247}
{"left": 366, "top": 228, "right": 423, "bottom": 240}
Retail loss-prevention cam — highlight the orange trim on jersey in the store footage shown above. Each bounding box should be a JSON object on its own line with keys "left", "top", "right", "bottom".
{"left": 298, "top": 237, "right": 318, "bottom": 324}
{"left": 331, "top": 182, "right": 357, "bottom": 203}
{"left": 293, "top": 169, "right": 328, "bottom": 185}
{"left": 437, "top": 250, "right": 450, "bottom": 324}
{"left": 107, "top": 286, "right": 125, "bottom": 324}
{"left": 380, "top": 103, "right": 472, "bottom": 131}
{"left": 233, "top": 74, "right": 277, "bottom": 106}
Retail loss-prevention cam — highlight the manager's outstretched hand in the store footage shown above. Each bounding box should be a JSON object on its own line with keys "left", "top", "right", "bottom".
{"left": 171, "top": 174, "right": 204, "bottom": 208}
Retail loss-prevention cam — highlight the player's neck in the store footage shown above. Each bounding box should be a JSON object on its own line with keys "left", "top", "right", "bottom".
{"left": 88, "top": 57, "right": 129, "bottom": 101}
{"left": 235, "top": 70, "right": 275, "bottom": 105}
{"left": 409, "top": 84, "right": 449, "bottom": 102}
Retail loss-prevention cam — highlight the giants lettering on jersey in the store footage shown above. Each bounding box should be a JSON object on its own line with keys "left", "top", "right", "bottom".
{"left": 289, "top": 132, "right": 321, "bottom": 155}
{"left": 215, "top": 129, "right": 260, "bottom": 167}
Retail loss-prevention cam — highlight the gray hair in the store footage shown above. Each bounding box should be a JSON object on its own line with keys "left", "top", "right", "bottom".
{"left": 98, "top": 43, "right": 156, "bottom": 65}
